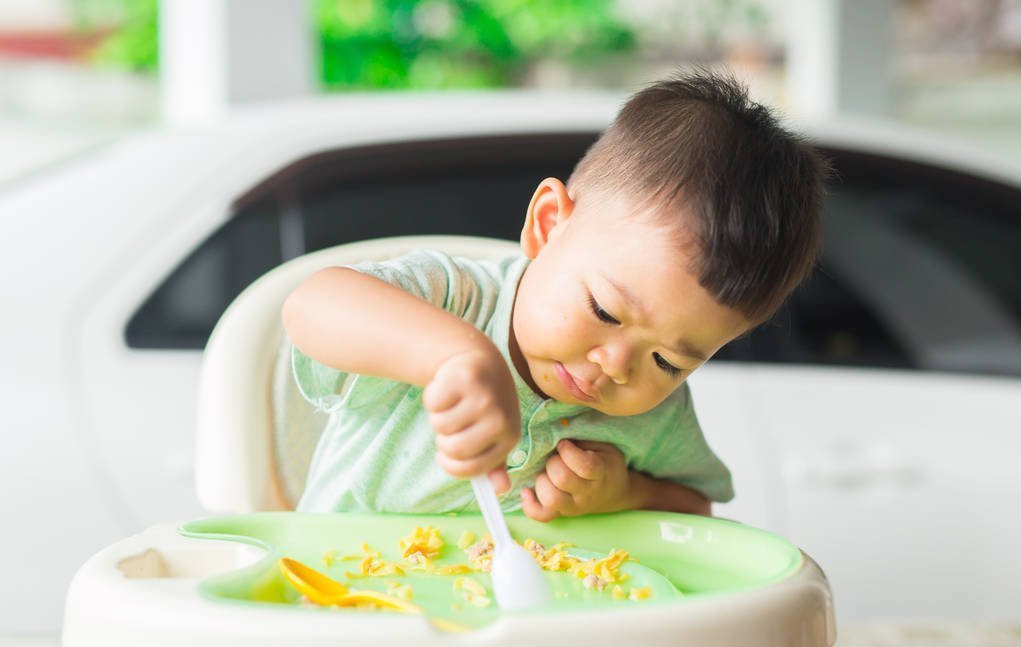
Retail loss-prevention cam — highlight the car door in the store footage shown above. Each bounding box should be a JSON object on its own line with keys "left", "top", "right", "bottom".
{"left": 742, "top": 148, "right": 1021, "bottom": 622}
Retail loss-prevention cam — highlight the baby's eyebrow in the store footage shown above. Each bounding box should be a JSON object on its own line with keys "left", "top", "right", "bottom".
{"left": 671, "top": 340, "right": 709, "bottom": 363}
{"left": 601, "top": 272, "right": 709, "bottom": 362}
{"left": 601, "top": 272, "right": 648, "bottom": 320}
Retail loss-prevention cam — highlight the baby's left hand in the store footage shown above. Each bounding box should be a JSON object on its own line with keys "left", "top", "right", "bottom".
{"left": 520, "top": 439, "right": 631, "bottom": 522}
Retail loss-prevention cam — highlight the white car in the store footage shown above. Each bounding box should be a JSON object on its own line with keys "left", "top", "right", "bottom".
{"left": 2, "top": 91, "right": 1020, "bottom": 638}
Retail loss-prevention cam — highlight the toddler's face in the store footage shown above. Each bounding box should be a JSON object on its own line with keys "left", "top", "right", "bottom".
{"left": 511, "top": 188, "right": 750, "bottom": 417}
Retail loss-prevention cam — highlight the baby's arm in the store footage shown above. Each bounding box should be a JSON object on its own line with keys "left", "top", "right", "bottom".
{"left": 282, "top": 267, "right": 521, "bottom": 481}
{"left": 627, "top": 472, "right": 711, "bottom": 516}
{"left": 520, "top": 440, "right": 711, "bottom": 521}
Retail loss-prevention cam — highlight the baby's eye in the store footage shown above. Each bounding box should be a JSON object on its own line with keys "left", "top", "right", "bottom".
{"left": 653, "top": 353, "right": 682, "bottom": 378}
{"left": 587, "top": 294, "right": 620, "bottom": 325}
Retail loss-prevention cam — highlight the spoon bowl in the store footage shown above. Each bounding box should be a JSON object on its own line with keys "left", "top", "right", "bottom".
{"left": 278, "top": 557, "right": 348, "bottom": 605}
{"left": 470, "top": 476, "right": 552, "bottom": 611}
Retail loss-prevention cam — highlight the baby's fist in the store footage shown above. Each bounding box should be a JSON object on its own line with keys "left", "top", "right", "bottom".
{"left": 521, "top": 440, "right": 630, "bottom": 521}
{"left": 423, "top": 349, "right": 521, "bottom": 481}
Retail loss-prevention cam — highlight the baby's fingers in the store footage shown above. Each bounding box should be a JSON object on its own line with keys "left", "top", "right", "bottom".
{"left": 545, "top": 453, "right": 586, "bottom": 493}
{"left": 533, "top": 472, "right": 573, "bottom": 513}
{"left": 422, "top": 378, "right": 461, "bottom": 414}
{"left": 488, "top": 467, "right": 511, "bottom": 495}
{"left": 426, "top": 399, "right": 477, "bottom": 436}
{"left": 521, "top": 486, "right": 559, "bottom": 522}
{"left": 435, "top": 442, "right": 507, "bottom": 479}
{"left": 556, "top": 439, "right": 605, "bottom": 481}
{"left": 434, "top": 422, "right": 500, "bottom": 460}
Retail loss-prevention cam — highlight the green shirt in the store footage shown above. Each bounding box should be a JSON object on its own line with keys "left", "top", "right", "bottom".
{"left": 292, "top": 250, "right": 733, "bottom": 513}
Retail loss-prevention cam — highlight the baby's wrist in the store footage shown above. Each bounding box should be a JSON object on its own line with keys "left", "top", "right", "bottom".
{"left": 626, "top": 472, "right": 711, "bottom": 515}
{"left": 622, "top": 470, "right": 655, "bottom": 511}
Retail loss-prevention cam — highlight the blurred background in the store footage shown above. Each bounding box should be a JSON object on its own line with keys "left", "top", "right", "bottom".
{"left": 3, "top": 2, "right": 1021, "bottom": 646}
{"left": 2, "top": 0, "right": 1020, "bottom": 183}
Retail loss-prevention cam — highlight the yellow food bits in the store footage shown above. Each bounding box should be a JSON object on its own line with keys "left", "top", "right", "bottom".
{"left": 463, "top": 537, "right": 494, "bottom": 573}
{"left": 456, "top": 530, "right": 475, "bottom": 550}
{"left": 523, "top": 542, "right": 633, "bottom": 591}
{"left": 339, "top": 589, "right": 421, "bottom": 613}
{"left": 433, "top": 564, "right": 474, "bottom": 576}
{"left": 385, "top": 580, "right": 414, "bottom": 601}
{"left": 525, "top": 540, "right": 582, "bottom": 573}
{"left": 453, "top": 576, "right": 492, "bottom": 608}
{"left": 454, "top": 577, "right": 487, "bottom": 597}
{"left": 464, "top": 593, "right": 491, "bottom": 608}
{"left": 278, "top": 558, "right": 419, "bottom": 614}
{"left": 628, "top": 587, "right": 652, "bottom": 601}
{"left": 326, "top": 543, "right": 380, "bottom": 564}
{"left": 346, "top": 554, "right": 405, "bottom": 579}
{"left": 295, "top": 527, "right": 654, "bottom": 616}
{"left": 588, "top": 549, "right": 630, "bottom": 584}
{"left": 400, "top": 526, "right": 444, "bottom": 561}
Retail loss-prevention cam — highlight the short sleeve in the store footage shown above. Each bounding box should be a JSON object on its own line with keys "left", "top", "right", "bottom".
{"left": 288, "top": 249, "right": 503, "bottom": 413}
{"left": 290, "top": 343, "right": 354, "bottom": 413}
{"left": 629, "top": 383, "right": 735, "bottom": 503}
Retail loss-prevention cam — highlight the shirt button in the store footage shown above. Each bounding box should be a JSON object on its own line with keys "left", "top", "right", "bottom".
{"left": 509, "top": 449, "right": 528, "bottom": 466}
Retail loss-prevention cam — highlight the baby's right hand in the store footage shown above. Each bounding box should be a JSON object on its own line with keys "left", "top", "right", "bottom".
{"left": 423, "top": 349, "right": 521, "bottom": 490}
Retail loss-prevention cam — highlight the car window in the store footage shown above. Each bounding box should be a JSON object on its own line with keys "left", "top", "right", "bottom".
{"left": 125, "top": 136, "right": 1021, "bottom": 379}
{"left": 749, "top": 149, "right": 1021, "bottom": 377}
{"left": 125, "top": 196, "right": 283, "bottom": 349}
{"left": 125, "top": 134, "right": 594, "bottom": 350}
{"left": 295, "top": 135, "right": 590, "bottom": 250}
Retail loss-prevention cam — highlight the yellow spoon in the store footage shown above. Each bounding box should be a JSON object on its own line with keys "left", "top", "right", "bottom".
{"left": 279, "top": 557, "right": 349, "bottom": 605}
{"left": 278, "top": 557, "right": 421, "bottom": 614}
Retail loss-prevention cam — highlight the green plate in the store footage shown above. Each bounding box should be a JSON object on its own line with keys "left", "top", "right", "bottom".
{"left": 180, "top": 511, "right": 802, "bottom": 629}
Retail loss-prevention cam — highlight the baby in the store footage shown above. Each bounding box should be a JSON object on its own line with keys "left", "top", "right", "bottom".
{"left": 282, "top": 70, "right": 828, "bottom": 521}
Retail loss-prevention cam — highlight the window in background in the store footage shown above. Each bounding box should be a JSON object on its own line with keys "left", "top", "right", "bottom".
{"left": 124, "top": 134, "right": 1021, "bottom": 382}
{"left": 125, "top": 196, "right": 283, "bottom": 349}
{"left": 763, "top": 148, "right": 1021, "bottom": 377}
{"left": 123, "top": 134, "right": 594, "bottom": 350}
{"left": 296, "top": 134, "right": 591, "bottom": 248}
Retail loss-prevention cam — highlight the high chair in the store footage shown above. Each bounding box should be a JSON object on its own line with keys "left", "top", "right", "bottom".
{"left": 63, "top": 236, "right": 836, "bottom": 646}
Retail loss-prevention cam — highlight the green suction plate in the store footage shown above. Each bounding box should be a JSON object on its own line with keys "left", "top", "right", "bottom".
{"left": 180, "top": 511, "right": 802, "bottom": 630}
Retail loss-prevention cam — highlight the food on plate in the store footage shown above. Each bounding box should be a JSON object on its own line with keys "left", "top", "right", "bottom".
{"left": 281, "top": 525, "right": 656, "bottom": 616}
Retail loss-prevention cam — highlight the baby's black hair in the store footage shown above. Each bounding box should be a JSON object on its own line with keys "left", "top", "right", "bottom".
{"left": 568, "top": 69, "right": 830, "bottom": 324}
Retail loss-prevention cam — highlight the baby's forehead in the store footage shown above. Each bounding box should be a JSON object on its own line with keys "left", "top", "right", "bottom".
{"left": 580, "top": 187, "right": 695, "bottom": 233}
{"left": 582, "top": 207, "right": 699, "bottom": 265}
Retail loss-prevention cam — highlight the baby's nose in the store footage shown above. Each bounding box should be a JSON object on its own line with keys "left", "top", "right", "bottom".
{"left": 587, "top": 346, "right": 630, "bottom": 385}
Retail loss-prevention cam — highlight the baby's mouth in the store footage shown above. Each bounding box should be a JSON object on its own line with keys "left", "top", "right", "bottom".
{"left": 553, "top": 362, "right": 598, "bottom": 402}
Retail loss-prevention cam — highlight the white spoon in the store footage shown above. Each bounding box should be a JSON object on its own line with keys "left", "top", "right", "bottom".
{"left": 470, "top": 475, "right": 552, "bottom": 610}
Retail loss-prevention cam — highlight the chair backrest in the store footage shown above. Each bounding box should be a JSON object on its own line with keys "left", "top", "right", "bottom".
{"left": 195, "top": 235, "right": 521, "bottom": 513}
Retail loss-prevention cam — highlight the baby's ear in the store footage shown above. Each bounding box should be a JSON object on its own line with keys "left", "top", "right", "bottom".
{"left": 520, "top": 178, "right": 574, "bottom": 259}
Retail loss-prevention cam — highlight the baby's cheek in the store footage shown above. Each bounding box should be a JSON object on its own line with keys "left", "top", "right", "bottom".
{"left": 522, "top": 302, "right": 574, "bottom": 352}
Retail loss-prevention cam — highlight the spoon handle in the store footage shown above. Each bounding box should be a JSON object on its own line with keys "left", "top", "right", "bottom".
{"left": 470, "top": 475, "right": 513, "bottom": 547}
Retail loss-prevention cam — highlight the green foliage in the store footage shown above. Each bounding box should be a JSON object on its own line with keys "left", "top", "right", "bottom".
{"left": 315, "top": 0, "right": 636, "bottom": 89}
{"left": 75, "top": 0, "right": 636, "bottom": 88}
{"left": 76, "top": 0, "right": 159, "bottom": 72}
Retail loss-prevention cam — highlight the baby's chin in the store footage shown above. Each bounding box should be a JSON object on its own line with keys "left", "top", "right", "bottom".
{"left": 551, "top": 392, "right": 650, "bottom": 417}
{"left": 583, "top": 393, "right": 673, "bottom": 417}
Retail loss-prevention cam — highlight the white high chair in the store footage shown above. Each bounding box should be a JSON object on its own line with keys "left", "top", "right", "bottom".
{"left": 63, "top": 235, "right": 836, "bottom": 646}
{"left": 193, "top": 235, "right": 521, "bottom": 513}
